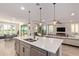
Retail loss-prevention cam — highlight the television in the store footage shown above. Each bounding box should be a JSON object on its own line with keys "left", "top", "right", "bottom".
{"left": 57, "top": 27, "right": 65, "bottom": 32}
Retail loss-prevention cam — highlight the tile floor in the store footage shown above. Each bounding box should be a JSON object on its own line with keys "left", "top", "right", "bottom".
{"left": 0, "top": 39, "right": 16, "bottom": 56}
{"left": 62, "top": 44, "right": 79, "bottom": 56}
{"left": 0, "top": 39, "right": 79, "bottom": 56}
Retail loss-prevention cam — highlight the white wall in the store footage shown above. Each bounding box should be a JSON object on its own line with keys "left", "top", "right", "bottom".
{"left": 29, "top": 22, "right": 79, "bottom": 36}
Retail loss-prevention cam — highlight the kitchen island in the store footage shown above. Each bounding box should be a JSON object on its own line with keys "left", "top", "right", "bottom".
{"left": 14, "top": 36, "right": 63, "bottom": 56}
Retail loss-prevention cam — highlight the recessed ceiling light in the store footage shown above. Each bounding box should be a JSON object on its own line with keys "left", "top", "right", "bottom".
{"left": 71, "top": 13, "right": 75, "bottom": 16}
{"left": 20, "top": 6, "right": 25, "bottom": 10}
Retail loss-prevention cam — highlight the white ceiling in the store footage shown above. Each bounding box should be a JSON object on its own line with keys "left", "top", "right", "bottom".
{"left": 0, "top": 3, "right": 79, "bottom": 24}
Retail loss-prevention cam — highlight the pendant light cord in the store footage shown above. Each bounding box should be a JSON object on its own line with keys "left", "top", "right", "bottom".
{"left": 29, "top": 10, "right": 30, "bottom": 23}
{"left": 40, "top": 7, "right": 42, "bottom": 23}
{"left": 28, "top": 10, "right": 30, "bottom": 24}
{"left": 53, "top": 3, "right": 61, "bottom": 25}
{"left": 53, "top": 3, "right": 56, "bottom": 20}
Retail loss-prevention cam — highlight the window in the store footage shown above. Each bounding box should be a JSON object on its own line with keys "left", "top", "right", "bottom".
{"left": 46, "top": 25, "right": 49, "bottom": 34}
{"left": 71, "top": 24, "right": 79, "bottom": 33}
{"left": 48, "top": 25, "right": 53, "bottom": 34}
{"left": 43, "top": 25, "right": 47, "bottom": 31}
{"left": 0, "top": 23, "right": 16, "bottom": 35}
{"left": 71, "top": 24, "right": 75, "bottom": 33}
{"left": 0, "top": 24, "right": 4, "bottom": 35}
{"left": 75, "top": 24, "right": 78, "bottom": 33}
{"left": 43, "top": 25, "right": 47, "bottom": 34}
{"left": 21, "top": 25, "right": 28, "bottom": 36}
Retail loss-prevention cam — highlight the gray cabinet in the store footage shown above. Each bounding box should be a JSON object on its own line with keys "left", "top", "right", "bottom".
{"left": 20, "top": 41, "right": 30, "bottom": 56}
{"left": 30, "top": 46, "right": 47, "bottom": 56}
{"left": 19, "top": 43, "right": 25, "bottom": 56}
{"left": 24, "top": 43, "right": 31, "bottom": 56}
{"left": 24, "top": 46, "right": 30, "bottom": 56}
{"left": 15, "top": 39, "right": 49, "bottom": 56}
{"left": 15, "top": 39, "right": 20, "bottom": 55}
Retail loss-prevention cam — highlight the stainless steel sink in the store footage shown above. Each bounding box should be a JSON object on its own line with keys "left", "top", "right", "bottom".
{"left": 24, "top": 38, "right": 37, "bottom": 42}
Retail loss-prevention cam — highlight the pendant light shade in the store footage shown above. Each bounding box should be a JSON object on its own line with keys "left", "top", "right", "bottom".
{"left": 53, "top": 3, "right": 62, "bottom": 25}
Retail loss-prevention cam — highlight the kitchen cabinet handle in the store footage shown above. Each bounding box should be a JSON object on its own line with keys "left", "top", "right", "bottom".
{"left": 23, "top": 47, "right": 25, "bottom": 52}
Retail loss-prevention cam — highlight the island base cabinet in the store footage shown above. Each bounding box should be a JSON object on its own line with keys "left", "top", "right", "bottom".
{"left": 20, "top": 41, "right": 31, "bottom": 56}
{"left": 30, "top": 46, "right": 48, "bottom": 56}
{"left": 15, "top": 39, "right": 62, "bottom": 56}
{"left": 15, "top": 39, "right": 20, "bottom": 56}
{"left": 20, "top": 44, "right": 25, "bottom": 56}
{"left": 24, "top": 47, "right": 30, "bottom": 56}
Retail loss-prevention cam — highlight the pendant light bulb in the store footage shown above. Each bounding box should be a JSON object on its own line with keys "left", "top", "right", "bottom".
{"left": 28, "top": 23, "right": 31, "bottom": 27}
{"left": 39, "top": 7, "right": 42, "bottom": 26}
{"left": 53, "top": 21, "right": 57, "bottom": 25}
{"left": 39, "top": 22, "right": 42, "bottom": 26}
{"left": 35, "top": 26, "right": 38, "bottom": 30}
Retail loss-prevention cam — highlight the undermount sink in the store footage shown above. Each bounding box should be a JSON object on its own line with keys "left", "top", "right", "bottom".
{"left": 24, "top": 38, "right": 37, "bottom": 42}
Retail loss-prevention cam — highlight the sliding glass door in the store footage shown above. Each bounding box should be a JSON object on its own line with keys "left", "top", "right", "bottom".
{"left": 0, "top": 23, "right": 16, "bottom": 36}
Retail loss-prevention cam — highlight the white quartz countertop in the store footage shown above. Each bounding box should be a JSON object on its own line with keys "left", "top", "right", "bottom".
{"left": 15, "top": 36, "right": 63, "bottom": 54}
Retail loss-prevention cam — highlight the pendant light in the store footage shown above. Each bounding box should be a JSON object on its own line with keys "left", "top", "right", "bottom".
{"left": 36, "top": 3, "right": 42, "bottom": 26}
{"left": 28, "top": 10, "right": 31, "bottom": 36}
{"left": 39, "top": 7, "right": 42, "bottom": 26}
{"left": 53, "top": 3, "right": 62, "bottom": 25}
{"left": 28, "top": 10, "right": 31, "bottom": 27}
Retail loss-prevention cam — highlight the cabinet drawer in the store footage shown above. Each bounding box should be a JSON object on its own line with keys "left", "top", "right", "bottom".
{"left": 15, "top": 44, "right": 20, "bottom": 54}
{"left": 20, "top": 41, "right": 30, "bottom": 48}
{"left": 31, "top": 48, "right": 47, "bottom": 56}
{"left": 31, "top": 46, "right": 47, "bottom": 56}
{"left": 15, "top": 39, "right": 20, "bottom": 55}
{"left": 24, "top": 46, "right": 30, "bottom": 56}
{"left": 20, "top": 44, "right": 25, "bottom": 56}
{"left": 20, "top": 44, "right": 30, "bottom": 56}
